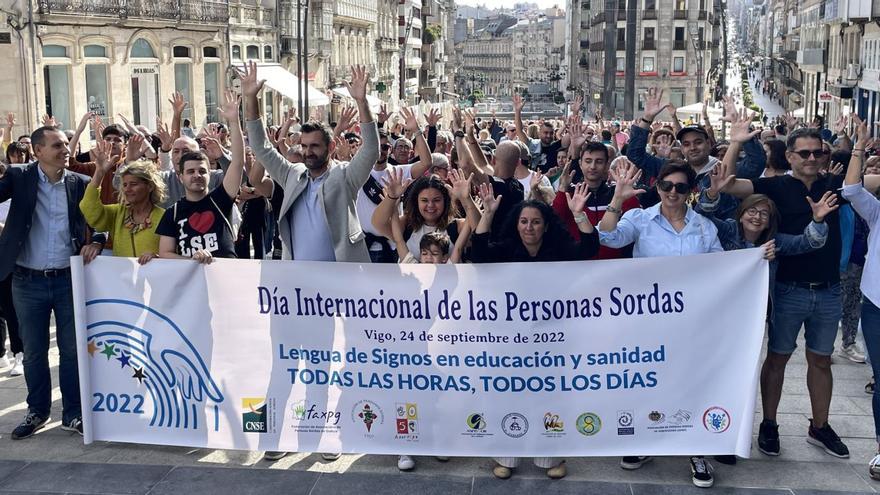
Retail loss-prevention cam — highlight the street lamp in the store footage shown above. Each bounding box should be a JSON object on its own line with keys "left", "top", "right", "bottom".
{"left": 688, "top": 24, "right": 704, "bottom": 105}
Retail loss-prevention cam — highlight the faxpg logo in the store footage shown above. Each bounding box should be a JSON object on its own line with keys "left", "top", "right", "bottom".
{"left": 85, "top": 299, "right": 224, "bottom": 431}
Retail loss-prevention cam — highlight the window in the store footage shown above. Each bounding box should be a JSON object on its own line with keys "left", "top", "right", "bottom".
{"left": 232, "top": 45, "right": 242, "bottom": 60}
{"left": 130, "top": 39, "right": 156, "bottom": 58}
{"left": 616, "top": 56, "right": 625, "bottom": 71}
{"left": 676, "top": 0, "right": 685, "bottom": 9}
{"left": 204, "top": 46, "right": 219, "bottom": 58}
{"left": 670, "top": 89, "right": 686, "bottom": 107}
{"left": 413, "top": 27, "right": 421, "bottom": 39}
{"left": 43, "top": 65, "right": 71, "bottom": 131}
{"left": 85, "top": 64, "right": 109, "bottom": 121}
{"left": 617, "top": 28, "right": 625, "bottom": 43}
{"left": 246, "top": 45, "right": 260, "bottom": 60}
{"left": 645, "top": 27, "right": 655, "bottom": 41}
{"left": 173, "top": 46, "right": 191, "bottom": 58}
{"left": 642, "top": 56, "right": 654, "bottom": 71}
{"left": 83, "top": 45, "right": 106, "bottom": 58}
{"left": 174, "top": 63, "right": 192, "bottom": 120}
{"left": 263, "top": 45, "right": 272, "bottom": 61}
{"left": 42, "top": 44, "right": 67, "bottom": 57}
{"left": 675, "top": 27, "right": 685, "bottom": 40}
{"left": 645, "top": 0, "right": 655, "bottom": 8}
{"left": 204, "top": 62, "right": 220, "bottom": 123}
{"left": 618, "top": 0, "right": 626, "bottom": 9}
{"left": 673, "top": 56, "right": 685, "bottom": 72}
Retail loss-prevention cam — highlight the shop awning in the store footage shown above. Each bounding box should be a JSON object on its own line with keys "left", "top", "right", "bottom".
{"left": 254, "top": 64, "right": 329, "bottom": 106}
{"left": 330, "top": 87, "right": 384, "bottom": 112}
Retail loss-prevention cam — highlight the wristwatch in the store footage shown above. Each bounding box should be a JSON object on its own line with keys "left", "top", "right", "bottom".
{"left": 454, "top": 130, "right": 466, "bottom": 139}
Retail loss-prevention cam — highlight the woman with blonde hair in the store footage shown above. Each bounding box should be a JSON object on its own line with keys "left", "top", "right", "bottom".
{"left": 80, "top": 140, "right": 167, "bottom": 264}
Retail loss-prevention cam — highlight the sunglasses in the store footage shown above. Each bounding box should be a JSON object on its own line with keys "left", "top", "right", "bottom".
{"left": 790, "top": 149, "right": 830, "bottom": 159}
{"left": 656, "top": 180, "right": 691, "bottom": 194}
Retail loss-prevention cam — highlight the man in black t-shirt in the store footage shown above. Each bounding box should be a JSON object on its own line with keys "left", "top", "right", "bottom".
{"left": 157, "top": 91, "right": 245, "bottom": 264}
{"left": 721, "top": 128, "right": 852, "bottom": 460}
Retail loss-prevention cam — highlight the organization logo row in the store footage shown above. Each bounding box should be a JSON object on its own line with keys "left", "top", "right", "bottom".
{"left": 241, "top": 398, "right": 732, "bottom": 439}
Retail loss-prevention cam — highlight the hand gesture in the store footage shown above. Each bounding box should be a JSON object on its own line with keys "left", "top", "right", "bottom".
{"left": 92, "top": 137, "right": 114, "bottom": 173}
{"left": 853, "top": 114, "right": 870, "bottom": 149}
{"left": 760, "top": 240, "right": 777, "bottom": 261}
{"left": 424, "top": 107, "right": 441, "bottom": 127}
{"left": 204, "top": 123, "right": 222, "bottom": 141}
{"left": 345, "top": 65, "right": 369, "bottom": 102}
{"left": 5, "top": 112, "right": 15, "bottom": 128}
{"left": 729, "top": 108, "right": 761, "bottom": 144}
{"left": 529, "top": 170, "right": 546, "bottom": 191}
{"left": 77, "top": 111, "right": 95, "bottom": 132}
{"left": 169, "top": 91, "right": 188, "bottom": 115}
{"left": 451, "top": 108, "right": 463, "bottom": 133}
{"left": 378, "top": 104, "right": 390, "bottom": 124}
{"left": 333, "top": 135, "right": 352, "bottom": 161}
{"left": 825, "top": 161, "right": 845, "bottom": 176}
{"left": 93, "top": 115, "right": 106, "bottom": 138}
{"left": 708, "top": 163, "right": 735, "bottom": 197}
{"left": 566, "top": 181, "right": 592, "bottom": 214}
{"left": 463, "top": 108, "right": 477, "bottom": 134}
{"left": 381, "top": 166, "right": 412, "bottom": 200}
{"left": 202, "top": 137, "right": 225, "bottom": 161}
{"left": 783, "top": 111, "right": 798, "bottom": 131}
{"left": 400, "top": 106, "right": 420, "bottom": 133}
{"left": 666, "top": 103, "right": 679, "bottom": 119}
{"left": 643, "top": 87, "right": 665, "bottom": 120}
{"left": 570, "top": 94, "right": 584, "bottom": 116}
{"left": 237, "top": 60, "right": 266, "bottom": 98}
{"left": 569, "top": 118, "right": 587, "bottom": 151}
{"left": 335, "top": 105, "right": 358, "bottom": 136}
{"left": 833, "top": 114, "right": 848, "bottom": 135}
{"left": 125, "top": 133, "right": 145, "bottom": 163}
{"left": 609, "top": 159, "right": 646, "bottom": 201}
{"left": 513, "top": 93, "right": 525, "bottom": 113}
{"left": 446, "top": 169, "right": 473, "bottom": 202}
{"left": 557, "top": 159, "right": 575, "bottom": 192}
{"left": 807, "top": 191, "right": 839, "bottom": 222}
{"left": 217, "top": 89, "right": 241, "bottom": 123}
{"left": 477, "top": 181, "right": 500, "bottom": 214}
{"left": 653, "top": 134, "right": 673, "bottom": 158}
{"left": 42, "top": 114, "right": 58, "bottom": 128}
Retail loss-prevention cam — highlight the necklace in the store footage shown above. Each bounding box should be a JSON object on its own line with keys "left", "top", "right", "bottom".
{"left": 123, "top": 206, "right": 152, "bottom": 235}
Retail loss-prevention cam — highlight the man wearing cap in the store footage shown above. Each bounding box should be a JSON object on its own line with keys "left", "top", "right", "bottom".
{"left": 627, "top": 87, "right": 766, "bottom": 218}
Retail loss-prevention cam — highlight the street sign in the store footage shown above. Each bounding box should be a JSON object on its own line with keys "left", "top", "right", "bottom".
{"left": 818, "top": 91, "right": 833, "bottom": 103}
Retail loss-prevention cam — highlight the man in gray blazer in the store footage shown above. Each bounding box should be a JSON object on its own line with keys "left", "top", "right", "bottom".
{"left": 241, "top": 61, "right": 378, "bottom": 263}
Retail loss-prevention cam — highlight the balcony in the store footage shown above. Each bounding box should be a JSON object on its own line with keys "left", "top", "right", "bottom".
{"left": 673, "top": 39, "right": 686, "bottom": 50}
{"left": 230, "top": 3, "right": 273, "bottom": 28}
{"left": 781, "top": 49, "right": 796, "bottom": 61}
{"left": 581, "top": 1, "right": 591, "bottom": 8}
{"left": 580, "top": 40, "right": 590, "bottom": 48}
{"left": 642, "top": 39, "right": 656, "bottom": 50}
{"left": 673, "top": 9, "right": 687, "bottom": 19}
{"left": 783, "top": 76, "right": 803, "bottom": 93}
{"left": 797, "top": 48, "right": 825, "bottom": 67}
{"left": 643, "top": 9, "right": 657, "bottom": 19}
{"left": 592, "top": 12, "right": 604, "bottom": 25}
{"left": 37, "top": 0, "right": 229, "bottom": 23}
{"left": 590, "top": 41, "right": 604, "bottom": 51}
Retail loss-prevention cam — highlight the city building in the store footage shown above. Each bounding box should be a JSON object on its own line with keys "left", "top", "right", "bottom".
{"left": 457, "top": 15, "right": 517, "bottom": 98}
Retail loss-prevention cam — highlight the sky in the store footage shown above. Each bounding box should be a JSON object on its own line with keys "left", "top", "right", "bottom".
{"left": 455, "top": 0, "right": 565, "bottom": 9}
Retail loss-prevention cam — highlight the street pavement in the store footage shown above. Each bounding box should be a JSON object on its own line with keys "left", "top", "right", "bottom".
{"left": 748, "top": 74, "right": 788, "bottom": 120}
{"left": 0, "top": 330, "right": 876, "bottom": 494}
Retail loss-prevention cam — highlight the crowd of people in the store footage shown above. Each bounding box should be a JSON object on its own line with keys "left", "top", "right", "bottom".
{"left": 0, "top": 62, "right": 879, "bottom": 488}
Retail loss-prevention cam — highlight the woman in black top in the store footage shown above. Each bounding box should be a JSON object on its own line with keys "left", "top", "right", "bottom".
{"left": 469, "top": 181, "right": 599, "bottom": 263}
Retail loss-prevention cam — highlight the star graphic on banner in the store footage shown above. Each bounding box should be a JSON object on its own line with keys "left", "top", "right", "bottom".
{"left": 100, "top": 343, "right": 117, "bottom": 360}
{"left": 131, "top": 367, "right": 146, "bottom": 385}
{"left": 87, "top": 341, "right": 99, "bottom": 357}
{"left": 116, "top": 351, "right": 131, "bottom": 369}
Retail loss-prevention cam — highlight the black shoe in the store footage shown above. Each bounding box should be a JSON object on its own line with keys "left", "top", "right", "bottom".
{"left": 713, "top": 454, "right": 737, "bottom": 465}
{"left": 757, "top": 419, "right": 780, "bottom": 456}
{"left": 690, "top": 457, "right": 714, "bottom": 488}
{"left": 620, "top": 456, "right": 652, "bottom": 470}
{"left": 867, "top": 376, "right": 875, "bottom": 395}
{"left": 807, "top": 420, "right": 849, "bottom": 458}
{"left": 61, "top": 417, "right": 83, "bottom": 436}
{"left": 11, "top": 412, "right": 49, "bottom": 440}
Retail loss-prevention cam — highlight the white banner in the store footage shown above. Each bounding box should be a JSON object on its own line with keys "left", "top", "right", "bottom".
{"left": 72, "top": 250, "right": 768, "bottom": 457}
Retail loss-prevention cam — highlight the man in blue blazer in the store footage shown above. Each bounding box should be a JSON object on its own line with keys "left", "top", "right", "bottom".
{"left": 0, "top": 126, "right": 103, "bottom": 439}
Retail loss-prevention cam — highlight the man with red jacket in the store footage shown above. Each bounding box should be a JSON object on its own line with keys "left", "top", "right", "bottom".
{"left": 553, "top": 142, "right": 639, "bottom": 259}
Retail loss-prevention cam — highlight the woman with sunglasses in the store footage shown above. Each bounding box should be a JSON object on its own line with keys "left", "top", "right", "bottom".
{"left": 598, "top": 158, "right": 722, "bottom": 487}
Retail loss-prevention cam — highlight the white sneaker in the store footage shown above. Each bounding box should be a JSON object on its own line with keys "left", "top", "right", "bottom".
{"left": 9, "top": 353, "right": 22, "bottom": 377}
{"left": 0, "top": 354, "right": 10, "bottom": 368}
{"left": 839, "top": 344, "right": 867, "bottom": 363}
{"left": 869, "top": 453, "right": 880, "bottom": 480}
{"left": 397, "top": 455, "right": 415, "bottom": 471}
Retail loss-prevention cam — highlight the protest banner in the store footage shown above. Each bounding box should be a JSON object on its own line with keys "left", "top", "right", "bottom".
{"left": 72, "top": 249, "right": 767, "bottom": 457}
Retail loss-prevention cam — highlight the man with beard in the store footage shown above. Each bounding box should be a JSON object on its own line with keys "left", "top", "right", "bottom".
{"left": 512, "top": 94, "right": 567, "bottom": 173}
{"left": 240, "top": 61, "right": 378, "bottom": 263}
{"left": 627, "top": 88, "right": 765, "bottom": 218}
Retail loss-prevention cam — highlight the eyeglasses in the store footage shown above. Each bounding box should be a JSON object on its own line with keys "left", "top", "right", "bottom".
{"left": 744, "top": 207, "right": 770, "bottom": 220}
{"left": 790, "top": 149, "right": 830, "bottom": 159}
{"left": 656, "top": 180, "right": 691, "bottom": 194}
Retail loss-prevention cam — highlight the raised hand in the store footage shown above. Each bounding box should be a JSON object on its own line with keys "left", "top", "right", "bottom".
{"left": 217, "top": 89, "right": 241, "bottom": 123}
{"left": 566, "top": 181, "right": 592, "bottom": 214}
{"left": 345, "top": 65, "right": 369, "bottom": 102}
{"left": 512, "top": 93, "right": 525, "bottom": 113}
{"left": 125, "top": 133, "right": 145, "bottom": 163}
{"left": 610, "top": 159, "right": 646, "bottom": 201}
{"left": 666, "top": 103, "right": 679, "bottom": 119}
{"left": 529, "top": 170, "right": 546, "bottom": 191}
{"left": 783, "top": 111, "right": 798, "bottom": 131}
{"left": 477, "top": 181, "right": 500, "bottom": 214}
{"left": 169, "top": 91, "right": 188, "bottom": 115}
{"left": 335, "top": 105, "right": 358, "bottom": 136}
{"left": 708, "top": 163, "right": 735, "bottom": 197}
{"left": 807, "top": 191, "right": 840, "bottom": 222}
{"left": 378, "top": 104, "right": 390, "bottom": 124}
{"left": 463, "top": 108, "right": 477, "bottom": 134}
{"left": 833, "top": 115, "right": 848, "bottom": 135}
{"left": 42, "top": 114, "right": 58, "bottom": 128}
{"left": 446, "top": 169, "right": 473, "bottom": 202}
{"left": 729, "top": 108, "right": 761, "bottom": 143}
{"left": 653, "top": 134, "right": 672, "bottom": 158}
{"left": 333, "top": 135, "right": 352, "bottom": 161}
{"left": 92, "top": 137, "right": 114, "bottom": 173}
{"left": 569, "top": 118, "right": 587, "bottom": 151}
{"left": 451, "top": 108, "right": 463, "bottom": 133}
{"left": 643, "top": 87, "right": 665, "bottom": 121}
{"left": 5, "top": 112, "right": 15, "bottom": 129}
{"left": 424, "top": 107, "right": 441, "bottom": 127}
{"left": 853, "top": 114, "right": 870, "bottom": 149}
{"left": 76, "top": 111, "right": 95, "bottom": 132}
{"left": 825, "top": 161, "right": 845, "bottom": 176}
{"left": 202, "top": 137, "right": 225, "bottom": 161}
{"left": 557, "top": 159, "right": 575, "bottom": 192}
{"left": 570, "top": 94, "right": 584, "bottom": 116}
{"left": 237, "top": 60, "right": 266, "bottom": 98}
{"left": 381, "top": 166, "right": 412, "bottom": 200}
{"left": 400, "top": 106, "right": 421, "bottom": 133}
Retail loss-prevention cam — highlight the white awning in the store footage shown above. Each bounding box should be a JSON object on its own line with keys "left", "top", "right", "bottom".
{"left": 254, "top": 64, "right": 329, "bottom": 106}
{"left": 330, "top": 87, "right": 384, "bottom": 112}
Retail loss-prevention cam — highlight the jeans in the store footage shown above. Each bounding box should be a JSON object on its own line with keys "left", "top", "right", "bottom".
{"left": 11, "top": 268, "right": 81, "bottom": 423}
{"left": 0, "top": 275, "right": 23, "bottom": 355}
{"left": 863, "top": 297, "right": 880, "bottom": 441}
{"left": 770, "top": 282, "right": 842, "bottom": 356}
{"left": 840, "top": 263, "right": 864, "bottom": 347}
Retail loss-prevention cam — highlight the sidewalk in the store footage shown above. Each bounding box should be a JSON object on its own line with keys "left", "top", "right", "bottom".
{"left": 748, "top": 74, "right": 788, "bottom": 120}
{"left": 0, "top": 331, "right": 876, "bottom": 494}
